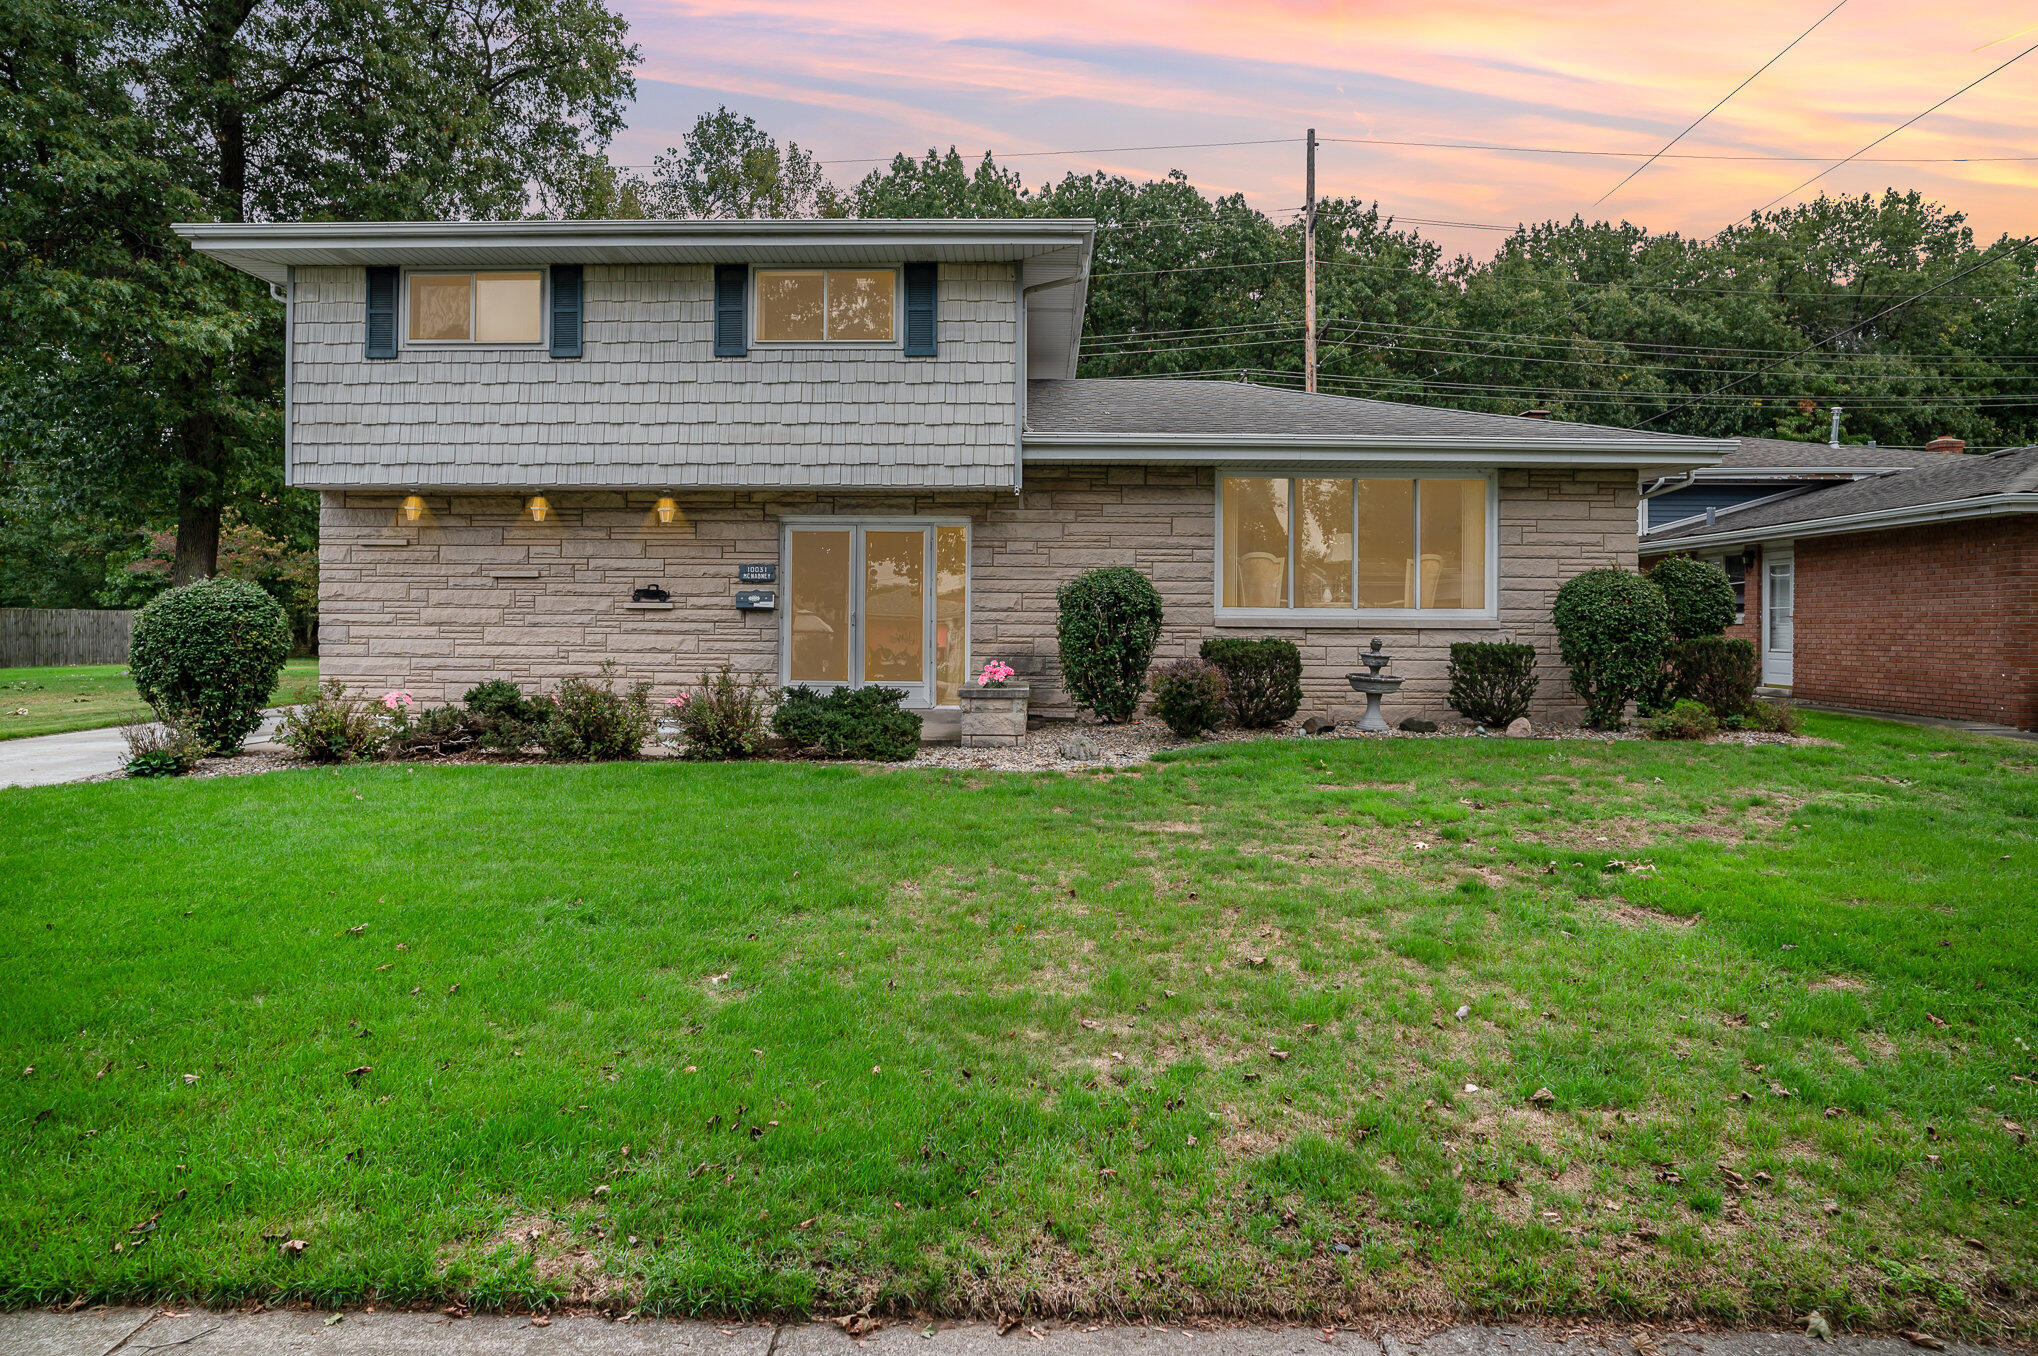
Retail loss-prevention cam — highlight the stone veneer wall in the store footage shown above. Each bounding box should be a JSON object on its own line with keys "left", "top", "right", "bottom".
{"left": 318, "top": 464, "right": 1639, "bottom": 724}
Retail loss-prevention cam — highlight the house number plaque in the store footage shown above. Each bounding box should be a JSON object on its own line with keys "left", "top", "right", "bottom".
{"left": 737, "top": 563, "right": 777, "bottom": 583}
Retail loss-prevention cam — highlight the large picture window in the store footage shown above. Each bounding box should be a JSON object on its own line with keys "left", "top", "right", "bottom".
{"left": 1218, "top": 474, "right": 1494, "bottom": 618}
{"left": 405, "top": 271, "right": 543, "bottom": 344}
{"left": 755, "top": 268, "right": 897, "bottom": 344}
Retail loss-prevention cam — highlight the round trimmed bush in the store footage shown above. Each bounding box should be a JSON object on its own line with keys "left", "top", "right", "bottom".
{"left": 1150, "top": 658, "right": 1226, "bottom": 738}
{"left": 1649, "top": 554, "right": 1737, "bottom": 640}
{"left": 129, "top": 576, "right": 291, "bottom": 752}
{"left": 1552, "top": 568, "right": 1672, "bottom": 730}
{"left": 1056, "top": 566, "right": 1165, "bottom": 723}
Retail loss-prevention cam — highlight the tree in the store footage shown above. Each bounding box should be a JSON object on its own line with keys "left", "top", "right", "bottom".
{"left": 0, "top": 0, "right": 640, "bottom": 585}
{"left": 645, "top": 107, "right": 841, "bottom": 219}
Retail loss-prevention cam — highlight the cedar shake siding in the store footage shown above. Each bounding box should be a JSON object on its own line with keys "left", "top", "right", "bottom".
{"left": 1791, "top": 517, "right": 2038, "bottom": 729}
{"left": 316, "top": 464, "right": 1638, "bottom": 725}
{"left": 287, "top": 262, "right": 1021, "bottom": 490}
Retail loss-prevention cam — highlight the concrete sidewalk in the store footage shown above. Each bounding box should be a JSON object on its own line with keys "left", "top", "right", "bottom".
{"left": 0, "top": 714, "right": 285, "bottom": 790}
{"left": 0, "top": 1310, "right": 1985, "bottom": 1356}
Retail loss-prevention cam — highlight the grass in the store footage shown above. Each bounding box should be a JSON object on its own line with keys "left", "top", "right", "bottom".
{"left": 0, "top": 713, "right": 2033, "bottom": 1334}
{"left": 0, "top": 659, "right": 320, "bottom": 741}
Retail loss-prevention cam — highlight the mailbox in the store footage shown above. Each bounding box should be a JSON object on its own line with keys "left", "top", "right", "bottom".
{"left": 734, "top": 589, "right": 776, "bottom": 611}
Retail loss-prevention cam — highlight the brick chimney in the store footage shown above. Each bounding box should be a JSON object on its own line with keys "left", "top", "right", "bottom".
{"left": 1925, "top": 435, "right": 1967, "bottom": 455}
{"left": 1522, "top": 407, "right": 1550, "bottom": 419}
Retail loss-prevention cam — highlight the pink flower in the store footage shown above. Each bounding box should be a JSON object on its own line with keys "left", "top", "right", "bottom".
{"left": 380, "top": 690, "right": 415, "bottom": 710}
{"left": 978, "top": 660, "right": 1015, "bottom": 687}
{"left": 664, "top": 694, "right": 691, "bottom": 709}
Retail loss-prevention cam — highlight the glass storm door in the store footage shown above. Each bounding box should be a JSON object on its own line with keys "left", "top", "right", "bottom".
{"left": 784, "top": 524, "right": 969, "bottom": 707}
{"left": 1761, "top": 546, "right": 1794, "bottom": 687}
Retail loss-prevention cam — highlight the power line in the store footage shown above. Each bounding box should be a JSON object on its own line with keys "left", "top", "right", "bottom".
{"left": 1319, "top": 136, "right": 2038, "bottom": 164}
{"left": 1637, "top": 235, "right": 2038, "bottom": 425}
{"left": 1596, "top": 0, "right": 1849, "bottom": 205}
{"left": 1747, "top": 39, "right": 2038, "bottom": 216}
{"left": 1310, "top": 315, "right": 2038, "bottom": 364}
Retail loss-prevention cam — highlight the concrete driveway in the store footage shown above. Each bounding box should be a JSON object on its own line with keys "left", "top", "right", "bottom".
{"left": 0, "top": 713, "right": 285, "bottom": 790}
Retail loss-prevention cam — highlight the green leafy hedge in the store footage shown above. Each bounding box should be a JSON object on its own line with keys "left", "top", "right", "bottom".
{"left": 1198, "top": 637, "right": 1302, "bottom": 728}
{"left": 1649, "top": 555, "right": 1737, "bottom": 640}
{"left": 128, "top": 576, "right": 291, "bottom": 753}
{"left": 1671, "top": 635, "right": 1760, "bottom": 718}
{"left": 1445, "top": 641, "right": 1539, "bottom": 726}
{"left": 773, "top": 685, "right": 922, "bottom": 760}
{"left": 1150, "top": 658, "right": 1226, "bottom": 738}
{"left": 1552, "top": 568, "right": 1672, "bottom": 729}
{"left": 1056, "top": 567, "right": 1164, "bottom": 723}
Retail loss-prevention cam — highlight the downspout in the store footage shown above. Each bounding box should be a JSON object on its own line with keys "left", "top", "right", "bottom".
{"left": 275, "top": 268, "right": 294, "bottom": 487}
{"left": 1013, "top": 263, "right": 1026, "bottom": 496}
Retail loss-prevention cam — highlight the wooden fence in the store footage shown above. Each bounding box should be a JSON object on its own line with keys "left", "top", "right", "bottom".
{"left": 0, "top": 608, "right": 137, "bottom": 668}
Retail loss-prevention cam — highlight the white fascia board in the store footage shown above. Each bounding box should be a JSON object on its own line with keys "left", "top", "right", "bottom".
{"left": 1639, "top": 492, "right": 2038, "bottom": 554}
{"left": 1023, "top": 432, "right": 1730, "bottom": 470}
{"left": 1689, "top": 465, "right": 1906, "bottom": 481}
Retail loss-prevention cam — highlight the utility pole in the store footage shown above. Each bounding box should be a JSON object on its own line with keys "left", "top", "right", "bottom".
{"left": 1304, "top": 127, "right": 1317, "bottom": 393}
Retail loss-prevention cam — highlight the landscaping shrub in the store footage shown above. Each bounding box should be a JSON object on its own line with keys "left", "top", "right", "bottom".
{"left": 535, "top": 664, "right": 652, "bottom": 761}
{"left": 667, "top": 664, "right": 774, "bottom": 760}
{"left": 1731, "top": 698, "right": 1801, "bottom": 735}
{"left": 1642, "top": 698, "right": 1720, "bottom": 741}
{"left": 1671, "top": 635, "right": 1759, "bottom": 718}
{"left": 276, "top": 680, "right": 388, "bottom": 763}
{"left": 383, "top": 704, "right": 492, "bottom": 760}
{"left": 1149, "top": 658, "right": 1226, "bottom": 738}
{"left": 1649, "top": 555, "right": 1737, "bottom": 640}
{"left": 772, "top": 685, "right": 923, "bottom": 760}
{"left": 1197, "top": 637, "right": 1301, "bottom": 728}
{"left": 128, "top": 576, "right": 291, "bottom": 752}
{"left": 1445, "top": 641, "right": 1539, "bottom": 726}
{"left": 1552, "top": 568, "right": 1673, "bottom": 729}
{"left": 120, "top": 710, "right": 208, "bottom": 777}
{"left": 461, "top": 679, "right": 545, "bottom": 752}
{"left": 1055, "top": 566, "right": 1164, "bottom": 723}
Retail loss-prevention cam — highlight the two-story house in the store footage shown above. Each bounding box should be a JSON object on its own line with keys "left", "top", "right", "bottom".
{"left": 177, "top": 218, "right": 1732, "bottom": 733}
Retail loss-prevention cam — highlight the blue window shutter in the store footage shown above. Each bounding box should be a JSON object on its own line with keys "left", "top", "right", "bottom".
{"left": 903, "top": 262, "right": 937, "bottom": 356}
{"left": 364, "top": 266, "right": 398, "bottom": 359}
{"left": 549, "top": 264, "right": 583, "bottom": 358}
{"left": 714, "top": 264, "right": 748, "bottom": 357}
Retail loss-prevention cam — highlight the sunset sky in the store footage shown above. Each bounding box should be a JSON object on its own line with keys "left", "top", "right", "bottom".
{"left": 604, "top": 0, "right": 2038, "bottom": 256}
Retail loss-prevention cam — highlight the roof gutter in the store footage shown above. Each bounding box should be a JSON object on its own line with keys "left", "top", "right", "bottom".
{"left": 1023, "top": 431, "right": 1731, "bottom": 469}
{"left": 1640, "top": 492, "right": 2038, "bottom": 553}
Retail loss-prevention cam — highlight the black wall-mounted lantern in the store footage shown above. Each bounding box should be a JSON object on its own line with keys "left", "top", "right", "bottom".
{"left": 632, "top": 585, "right": 670, "bottom": 603}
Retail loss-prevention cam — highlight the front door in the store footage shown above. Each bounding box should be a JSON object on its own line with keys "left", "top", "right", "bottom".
{"left": 1761, "top": 544, "right": 1794, "bottom": 687}
{"left": 783, "top": 522, "right": 969, "bottom": 707}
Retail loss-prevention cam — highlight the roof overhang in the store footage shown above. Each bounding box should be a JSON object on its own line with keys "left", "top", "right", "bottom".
{"left": 174, "top": 217, "right": 1096, "bottom": 376}
{"left": 1640, "top": 492, "right": 2038, "bottom": 554}
{"left": 1023, "top": 431, "right": 1731, "bottom": 472}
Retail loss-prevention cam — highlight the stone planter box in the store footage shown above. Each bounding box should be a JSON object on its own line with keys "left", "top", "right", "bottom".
{"left": 958, "top": 682, "right": 1029, "bottom": 747}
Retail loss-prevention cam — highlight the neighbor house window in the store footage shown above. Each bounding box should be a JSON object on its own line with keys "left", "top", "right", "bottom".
{"left": 406, "top": 271, "right": 543, "bottom": 344}
{"left": 754, "top": 268, "right": 896, "bottom": 343}
{"left": 1219, "top": 475, "right": 1493, "bottom": 616}
{"left": 1710, "top": 553, "right": 1748, "bottom": 622}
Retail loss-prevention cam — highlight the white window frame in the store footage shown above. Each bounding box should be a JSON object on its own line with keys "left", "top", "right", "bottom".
{"left": 777, "top": 515, "right": 972, "bottom": 707}
{"left": 398, "top": 267, "right": 549, "bottom": 349}
{"left": 1213, "top": 468, "right": 1501, "bottom": 627}
{"left": 751, "top": 267, "right": 903, "bottom": 348}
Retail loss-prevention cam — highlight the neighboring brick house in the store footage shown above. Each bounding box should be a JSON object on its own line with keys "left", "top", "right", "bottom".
{"left": 1641, "top": 442, "right": 2038, "bottom": 730}
{"left": 178, "top": 218, "right": 1730, "bottom": 735}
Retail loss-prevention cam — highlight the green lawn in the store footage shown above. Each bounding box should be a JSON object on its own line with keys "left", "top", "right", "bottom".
{"left": 1, "top": 715, "right": 2033, "bottom": 1333}
{"left": 0, "top": 659, "right": 320, "bottom": 740}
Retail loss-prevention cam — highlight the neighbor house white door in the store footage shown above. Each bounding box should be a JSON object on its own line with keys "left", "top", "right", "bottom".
{"left": 781, "top": 522, "right": 970, "bottom": 707}
{"left": 1761, "top": 544, "right": 1794, "bottom": 687}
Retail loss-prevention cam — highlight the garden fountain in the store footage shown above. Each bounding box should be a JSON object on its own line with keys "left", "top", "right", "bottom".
{"left": 1345, "top": 638, "right": 1404, "bottom": 733}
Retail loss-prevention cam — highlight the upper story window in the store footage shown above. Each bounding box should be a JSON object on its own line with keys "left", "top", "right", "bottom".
{"left": 755, "top": 268, "right": 896, "bottom": 344}
{"left": 406, "top": 271, "right": 544, "bottom": 344}
{"left": 1218, "top": 473, "right": 1495, "bottom": 619}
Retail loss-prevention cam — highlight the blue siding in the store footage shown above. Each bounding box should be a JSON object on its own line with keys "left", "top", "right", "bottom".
{"left": 1646, "top": 483, "right": 1780, "bottom": 531}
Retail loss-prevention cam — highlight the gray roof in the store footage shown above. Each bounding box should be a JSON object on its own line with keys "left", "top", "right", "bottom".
{"left": 1026, "top": 378, "right": 1708, "bottom": 444}
{"left": 1645, "top": 444, "right": 2038, "bottom": 545}
{"left": 1716, "top": 437, "right": 1934, "bottom": 471}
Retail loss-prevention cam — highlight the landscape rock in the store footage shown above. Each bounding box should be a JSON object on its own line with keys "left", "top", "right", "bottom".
{"left": 1301, "top": 714, "right": 1338, "bottom": 734}
{"left": 1505, "top": 717, "right": 1533, "bottom": 738}
{"left": 1397, "top": 717, "right": 1439, "bottom": 733}
{"left": 1058, "top": 736, "right": 1100, "bottom": 762}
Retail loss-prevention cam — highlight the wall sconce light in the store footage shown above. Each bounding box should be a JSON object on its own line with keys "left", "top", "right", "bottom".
{"left": 655, "top": 497, "right": 677, "bottom": 525}
{"left": 401, "top": 495, "right": 426, "bottom": 523}
{"left": 526, "top": 495, "right": 551, "bottom": 523}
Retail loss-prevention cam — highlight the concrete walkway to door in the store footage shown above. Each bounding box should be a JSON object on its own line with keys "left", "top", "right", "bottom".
{"left": 0, "top": 713, "right": 286, "bottom": 790}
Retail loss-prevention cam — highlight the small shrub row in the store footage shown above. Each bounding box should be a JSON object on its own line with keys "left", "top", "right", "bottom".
{"left": 772, "top": 684, "right": 922, "bottom": 761}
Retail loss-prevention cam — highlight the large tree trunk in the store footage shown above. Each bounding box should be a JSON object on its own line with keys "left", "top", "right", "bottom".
{"left": 172, "top": 502, "right": 222, "bottom": 586}
{"left": 171, "top": 405, "right": 222, "bottom": 585}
